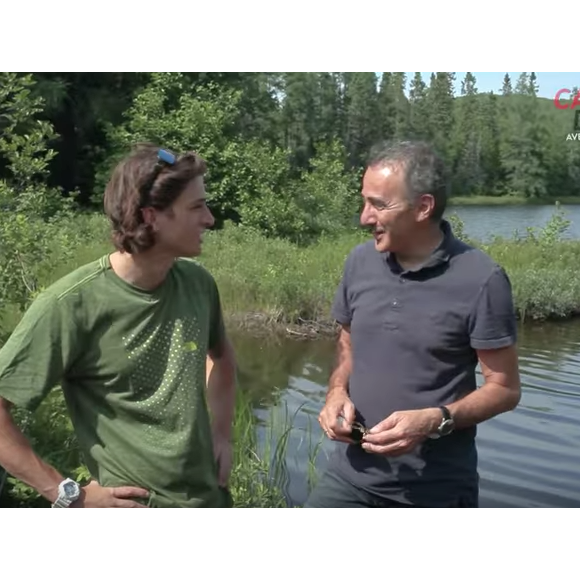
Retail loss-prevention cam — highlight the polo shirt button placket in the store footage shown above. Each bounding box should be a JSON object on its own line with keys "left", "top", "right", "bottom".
{"left": 388, "top": 294, "right": 401, "bottom": 330}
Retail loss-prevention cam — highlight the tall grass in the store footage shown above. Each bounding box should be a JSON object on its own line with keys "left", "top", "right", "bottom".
{"left": 198, "top": 208, "right": 580, "bottom": 324}
{"left": 5, "top": 207, "right": 578, "bottom": 332}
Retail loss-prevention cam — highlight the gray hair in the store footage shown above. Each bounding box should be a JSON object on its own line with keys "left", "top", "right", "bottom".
{"left": 366, "top": 140, "right": 448, "bottom": 221}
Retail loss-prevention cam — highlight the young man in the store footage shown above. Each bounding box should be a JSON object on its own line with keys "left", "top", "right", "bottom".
{"left": 305, "top": 140, "right": 521, "bottom": 508}
{"left": 0, "top": 143, "right": 237, "bottom": 508}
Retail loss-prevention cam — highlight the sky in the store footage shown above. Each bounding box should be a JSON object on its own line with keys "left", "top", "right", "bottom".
{"left": 402, "top": 72, "right": 579, "bottom": 99}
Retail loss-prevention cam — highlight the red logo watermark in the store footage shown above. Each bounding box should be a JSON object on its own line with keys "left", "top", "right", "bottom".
{"left": 554, "top": 89, "right": 580, "bottom": 134}
{"left": 554, "top": 89, "right": 580, "bottom": 110}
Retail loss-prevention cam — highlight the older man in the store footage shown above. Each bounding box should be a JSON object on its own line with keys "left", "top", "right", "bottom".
{"left": 306, "top": 140, "right": 521, "bottom": 508}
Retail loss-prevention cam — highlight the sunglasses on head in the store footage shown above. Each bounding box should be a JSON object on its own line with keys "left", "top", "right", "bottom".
{"left": 139, "top": 148, "right": 177, "bottom": 207}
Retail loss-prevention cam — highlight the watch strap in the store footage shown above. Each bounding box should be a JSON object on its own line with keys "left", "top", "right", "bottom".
{"left": 439, "top": 405, "right": 451, "bottom": 421}
{"left": 52, "top": 495, "right": 72, "bottom": 508}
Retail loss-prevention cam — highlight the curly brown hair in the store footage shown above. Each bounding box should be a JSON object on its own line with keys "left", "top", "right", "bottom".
{"left": 103, "top": 143, "right": 207, "bottom": 254}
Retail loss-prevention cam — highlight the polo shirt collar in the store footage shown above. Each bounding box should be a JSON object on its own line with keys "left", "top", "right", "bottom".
{"left": 385, "top": 219, "right": 457, "bottom": 273}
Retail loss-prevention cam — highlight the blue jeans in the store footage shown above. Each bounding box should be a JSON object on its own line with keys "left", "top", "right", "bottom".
{"left": 304, "top": 468, "right": 478, "bottom": 508}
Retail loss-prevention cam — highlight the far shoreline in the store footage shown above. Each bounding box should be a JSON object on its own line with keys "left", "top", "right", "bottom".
{"left": 448, "top": 196, "right": 580, "bottom": 207}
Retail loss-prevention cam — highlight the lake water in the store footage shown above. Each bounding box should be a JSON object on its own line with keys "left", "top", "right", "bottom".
{"left": 446, "top": 203, "right": 580, "bottom": 241}
{"left": 233, "top": 319, "right": 580, "bottom": 508}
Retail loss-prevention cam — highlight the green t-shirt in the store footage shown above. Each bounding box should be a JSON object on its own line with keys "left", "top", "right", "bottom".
{"left": 0, "top": 254, "right": 230, "bottom": 508}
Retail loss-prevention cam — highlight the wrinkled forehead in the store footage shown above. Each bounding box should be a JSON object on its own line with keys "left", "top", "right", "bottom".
{"left": 362, "top": 163, "right": 408, "bottom": 201}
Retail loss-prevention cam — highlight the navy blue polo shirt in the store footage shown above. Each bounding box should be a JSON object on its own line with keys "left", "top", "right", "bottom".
{"left": 329, "top": 219, "right": 518, "bottom": 507}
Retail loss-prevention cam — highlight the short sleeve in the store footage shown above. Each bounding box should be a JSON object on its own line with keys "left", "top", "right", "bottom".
{"left": 331, "top": 251, "right": 354, "bottom": 325}
{"left": 468, "top": 266, "right": 517, "bottom": 350}
{"left": 208, "top": 277, "right": 226, "bottom": 354}
{"left": 0, "top": 293, "right": 81, "bottom": 412}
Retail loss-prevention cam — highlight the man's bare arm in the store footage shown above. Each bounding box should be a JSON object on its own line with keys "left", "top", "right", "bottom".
{"left": 326, "top": 325, "right": 352, "bottom": 401}
{"left": 0, "top": 397, "right": 64, "bottom": 503}
{"left": 447, "top": 344, "right": 521, "bottom": 429}
{"left": 206, "top": 335, "right": 237, "bottom": 441}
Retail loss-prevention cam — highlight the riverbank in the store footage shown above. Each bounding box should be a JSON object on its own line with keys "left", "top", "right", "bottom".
{"left": 1, "top": 211, "right": 578, "bottom": 344}
{"left": 197, "top": 214, "right": 580, "bottom": 334}
{"left": 449, "top": 195, "right": 580, "bottom": 206}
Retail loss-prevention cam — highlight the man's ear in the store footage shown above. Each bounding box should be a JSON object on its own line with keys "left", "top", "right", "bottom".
{"left": 141, "top": 207, "right": 158, "bottom": 231}
{"left": 416, "top": 194, "right": 436, "bottom": 222}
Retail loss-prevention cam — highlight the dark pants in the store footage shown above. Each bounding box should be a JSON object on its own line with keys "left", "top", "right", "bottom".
{"left": 304, "top": 468, "right": 477, "bottom": 508}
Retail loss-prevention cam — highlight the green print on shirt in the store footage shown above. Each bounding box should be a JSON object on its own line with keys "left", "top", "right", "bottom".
{"left": 122, "top": 317, "right": 205, "bottom": 451}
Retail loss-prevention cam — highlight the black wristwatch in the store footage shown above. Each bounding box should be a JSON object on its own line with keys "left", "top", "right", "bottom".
{"left": 428, "top": 406, "right": 455, "bottom": 439}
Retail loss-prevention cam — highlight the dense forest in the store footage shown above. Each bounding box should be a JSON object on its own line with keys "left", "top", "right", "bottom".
{"left": 1, "top": 71, "right": 579, "bottom": 243}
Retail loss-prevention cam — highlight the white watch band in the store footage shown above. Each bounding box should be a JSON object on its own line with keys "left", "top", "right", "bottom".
{"left": 52, "top": 495, "right": 72, "bottom": 508}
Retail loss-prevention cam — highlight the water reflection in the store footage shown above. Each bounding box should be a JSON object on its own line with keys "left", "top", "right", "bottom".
{"left": 232, "top": 320, "right": 580, "bottom": 508}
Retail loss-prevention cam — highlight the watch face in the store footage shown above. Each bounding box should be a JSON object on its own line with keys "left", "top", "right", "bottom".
{"left": 63, "top": 481, "right": 78, "bottom": 498}
{"left": 440, "top": 420, "right": 454, "bottom": 436}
